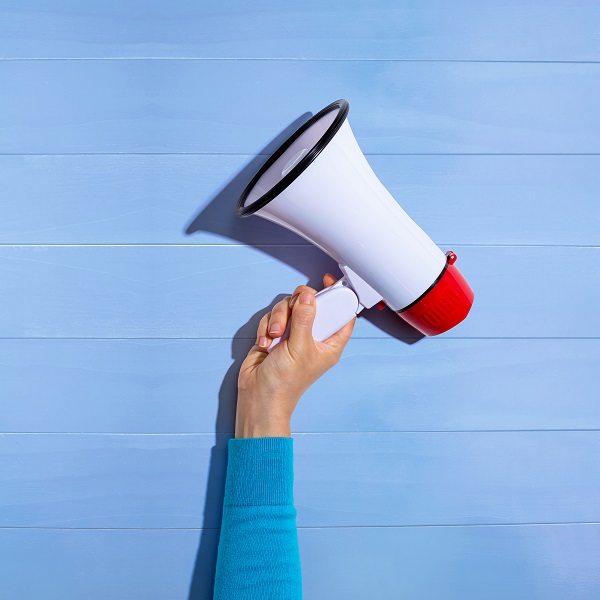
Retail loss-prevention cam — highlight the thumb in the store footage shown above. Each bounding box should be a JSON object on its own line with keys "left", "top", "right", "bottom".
{"left": 287, "top": 290, "right": 317, "bottom": 356}
{"left": 322, "top": 315, "right": 356, "bottom": 352}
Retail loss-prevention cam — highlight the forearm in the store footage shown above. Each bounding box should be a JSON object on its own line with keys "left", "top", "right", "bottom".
{"left": 213, "top": 437, "right": 302, "bottom": 600}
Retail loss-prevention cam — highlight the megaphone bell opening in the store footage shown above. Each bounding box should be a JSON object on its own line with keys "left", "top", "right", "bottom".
{"left": 236, "top": 99, "right": 350, "bottom": 218}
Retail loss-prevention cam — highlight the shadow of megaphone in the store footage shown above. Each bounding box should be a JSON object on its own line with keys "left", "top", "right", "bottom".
{"left": 184, "top": 110, "right": 424, "bottom": 345}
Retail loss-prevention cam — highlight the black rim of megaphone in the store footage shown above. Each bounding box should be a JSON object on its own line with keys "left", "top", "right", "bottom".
{"left": 236, "top": 99, "right": 350, "bottom": 217}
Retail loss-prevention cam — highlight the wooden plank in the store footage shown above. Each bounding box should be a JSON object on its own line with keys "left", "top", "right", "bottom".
{"left": 0, "top": 527, "right": 209, "bottom": 600}
{"left": 0, "top": 525, "right": 598, "bottom": 599}
{"left": 1, "top": 60, "right": 600, "bottom": 154}
{"left": 301, "top": 524, "right": 600, "bottom": 600}
{"left": 1, "top": 1, "right": 599, "bottom": 61}
{"left": 2, "top": 154, "right": 599, "bottom": 246}
{"left": 1, "top": 338, "right": 598, "bottom": 434}
{"left": 2, "top": 432, "right": 599, "bottom": 528}
{"left": 0, "top": 245, "right": 597, "bottom": 338}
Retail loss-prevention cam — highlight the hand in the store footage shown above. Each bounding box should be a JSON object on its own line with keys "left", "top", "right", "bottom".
{"left": 236, "top": 273, "right": 356, "bottom": 438}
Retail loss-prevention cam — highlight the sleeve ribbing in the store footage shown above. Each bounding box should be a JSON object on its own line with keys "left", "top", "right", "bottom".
{"left": 213, "top": 437, "right": 302, "bottom": 600}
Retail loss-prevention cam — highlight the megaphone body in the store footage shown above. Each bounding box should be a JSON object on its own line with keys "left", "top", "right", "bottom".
{"left": 237, "top": 100, "right": 474, "bottom": 349}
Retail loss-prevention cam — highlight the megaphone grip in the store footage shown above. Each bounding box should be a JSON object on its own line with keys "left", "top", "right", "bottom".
{"left": 267, "top": 282, "right": 360, "bottom": 352}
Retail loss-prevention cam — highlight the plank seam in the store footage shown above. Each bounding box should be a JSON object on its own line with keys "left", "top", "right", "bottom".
{"left": 1, "top": 522, "right": 599, "bottom": 531}
{"left": 3, "top": 152, "right": 600, "bottom": 157}
{"left": 0, "top": 244, "right": 598, "bottom": 248}
{"left": 1, "top": 58, "right": 600, "bottom": 64}
{"left": 1, "top": 430, "right": 599, "bottom": 435}
{"left": 0, "top": 336, "right": 598, "bottom": 340}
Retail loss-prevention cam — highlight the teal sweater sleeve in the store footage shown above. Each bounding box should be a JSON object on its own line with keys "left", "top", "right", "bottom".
{"left": 213, "top": 437, "right": 302, "bottom": 599}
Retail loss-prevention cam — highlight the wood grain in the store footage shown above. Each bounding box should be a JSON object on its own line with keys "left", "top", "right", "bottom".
{"left": 1, "top": 338, "right": 598, "bottom": 434}
{"left": 1, "top": 0, "right": 599, "bottom": 61}
{"left": 1, "top": 60, "right": 599, "bottom": 154}
{"left": 0, "top": 245, "right": 597, "bottom": 338}
{"left": 0, "top": 525, "right": 598, "bottom": 599}
{"left": 1, "top": 154, "right": 598, "bottom": 246}
{"left": 2, "top": 431, "right": 599, "bottom": 529}
{"left": 2, "top": 2, "right": 598, "bottom": 597}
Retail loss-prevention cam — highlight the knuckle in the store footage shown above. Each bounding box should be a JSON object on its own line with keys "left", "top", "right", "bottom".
{"left": 293, "top": 285, "right": 317, "bottom": 296}
{"left": 273, "top": 299, "right": 290, "bottom": 315}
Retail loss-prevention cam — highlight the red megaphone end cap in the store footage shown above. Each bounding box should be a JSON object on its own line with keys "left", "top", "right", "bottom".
{"left": 397, "top": 259, "right": 474, "bottom": 336}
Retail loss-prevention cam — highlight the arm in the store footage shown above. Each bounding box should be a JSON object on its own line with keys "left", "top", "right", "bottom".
{"left": 213, "top": 437, "right": 300, "bottom": 599}
{"left": 213, "top": 275, "right": 356, "bottom": 599}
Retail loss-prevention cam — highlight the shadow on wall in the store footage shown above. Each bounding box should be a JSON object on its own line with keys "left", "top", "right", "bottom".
{"left": 184, "top": 110, "right": 425, "bottom": 346}
{"left": 185, "top": 111, "right": 425, "bottom": 598}
{"left": 187, "top": 301, "right": 284, "bottom": 599}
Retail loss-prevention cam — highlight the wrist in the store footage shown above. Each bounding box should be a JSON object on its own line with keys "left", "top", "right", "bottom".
{"left": 235, "top": 418, "right": 291, "bottom": 439}
{"left": 235, "top": 394, "right": 293, "bottom": 438}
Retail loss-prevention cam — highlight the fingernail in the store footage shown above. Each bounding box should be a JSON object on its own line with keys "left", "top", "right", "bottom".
{"left": 299, "top": 291, "right": 314, "bottom": 305}
{"left": 289, "top": 293, "right": 299, "bottom": 308}
{"left": 258, "top": 336, "right": 268, "bottom": 348}
{"left": 269, "top": 323, "right": 281, "bottom": 335}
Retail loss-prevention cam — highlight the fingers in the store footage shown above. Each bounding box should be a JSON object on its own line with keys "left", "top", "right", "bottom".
{"left": 266, "top": 295, "right": 292, "bottom": 339}
{"left": 266, "top": 284, "right": 318, "bottom": 342}
{"left": 319, "top": 272, "right": 355, "bottom": 353}
{"left": 254, "top": 274, "right": 338, "bottom": 354}
{"left": 287, "top": 289, "right": 317, "bottom": 356}
{"left": 286, "top": 274, "right": 342, "bottom": 355}
{"left": 256, "top": 285, "right": 317, "bottom": 351}
{"left": 323, "top": 272, "right": 337, "bottom": 287}
{"left": 321, "top": 315, "right": 356, "bottom": 352}
{"left": 255, "top": 312, "right": 272, "bottom": 351}
{"left": 288, "top": 284, "right": 319, "bottom": 312}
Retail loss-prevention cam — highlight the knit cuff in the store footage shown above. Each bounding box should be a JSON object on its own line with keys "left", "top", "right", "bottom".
{"left": 223, "top": 437, "right": 294, "bottom": 507}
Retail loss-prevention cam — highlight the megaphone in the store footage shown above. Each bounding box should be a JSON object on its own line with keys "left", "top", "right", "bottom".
{"left": 236, "top": 99, "right": 474, "bottom": 350}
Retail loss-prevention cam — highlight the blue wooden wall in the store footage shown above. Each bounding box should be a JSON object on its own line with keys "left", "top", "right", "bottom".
{"left": 1, "top": 2, "right": 599, "bottom": 598}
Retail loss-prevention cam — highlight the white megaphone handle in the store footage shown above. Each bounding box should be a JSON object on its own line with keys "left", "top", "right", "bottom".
{"left": 267, "top": 278, "right": 361, "bottom": 352}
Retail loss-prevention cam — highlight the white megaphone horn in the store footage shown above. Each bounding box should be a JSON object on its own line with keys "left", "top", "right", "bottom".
{"left": 236, "top": 99, "right": 474, "bottom": 351}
